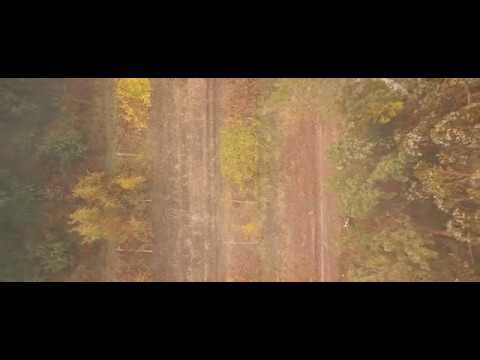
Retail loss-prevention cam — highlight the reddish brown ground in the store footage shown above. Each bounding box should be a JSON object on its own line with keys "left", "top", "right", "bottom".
{"left": 151, "top": 79, "right": 340, "bottom": 282}
{"left": 264, "top": 114, "right": 340, "bottom": 282}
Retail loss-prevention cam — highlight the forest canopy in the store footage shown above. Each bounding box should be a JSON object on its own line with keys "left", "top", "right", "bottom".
{"left": 330, "top": 78, "right": 480, "bottom": 281}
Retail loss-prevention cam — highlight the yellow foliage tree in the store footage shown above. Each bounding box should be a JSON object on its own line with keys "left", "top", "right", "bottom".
{"left": 113, "top": 175, "right": 145, "bottom": 190}
{"left": 69, "top": 172, "right": 151, "bottom": 244}
{"left": 116, "top": 78, "right": 151, "bottom": 130}
{"left": 220, "top": 120, "right": 258, "bottom": 192}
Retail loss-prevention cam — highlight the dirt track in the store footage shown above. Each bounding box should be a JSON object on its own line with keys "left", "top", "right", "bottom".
{"left": 272, "top": 115, "right": 339, "bottom": 281}
{"left": 151, "top": 79, "right": 340, "bottom": 282}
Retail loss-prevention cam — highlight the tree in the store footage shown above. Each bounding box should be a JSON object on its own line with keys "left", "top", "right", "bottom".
{"left": 343, "top": 79, "right": 406, "bottom": 126}
{"left": 340, "top": 214, "right": 437, "bottom": 282}
{"left": 220, "top": 120, "right": 258, "bottom": 192}
{"left": 328, "top": 173, "right": 385, "bottom": 219}
{"left": 31, "top": 234, "right": 74, "bottom": 276}
{"left": 116, "top": 78, "right": 151, "bottom": 130}
{"left": 69, "top": 172, "right": 151, "bottom": 245}
{"left": 37, "top": 125, "right": 87, "bottom": 166}
{"left": 330, "top": 78, "right": 480, "bottom": 281}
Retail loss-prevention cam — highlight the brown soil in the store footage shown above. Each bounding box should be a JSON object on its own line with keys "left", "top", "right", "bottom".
{"left": 151, "top": 79, "right": 340, "bottom": 282}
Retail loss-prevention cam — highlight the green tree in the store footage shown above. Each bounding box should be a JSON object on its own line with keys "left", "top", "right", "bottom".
{"left": 37, "top": 127, "right": 87, "bottom": 166}
{"left": 31, "top": 235, "right": 74, "bottom": 276}
{"left": 340, "top": 215, "right": 437, "bottom": 282}
{"left": 331, "top": 78, "right": 480, "bottom": 281}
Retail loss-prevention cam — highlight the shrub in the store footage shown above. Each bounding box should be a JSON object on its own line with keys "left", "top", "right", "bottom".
{"left": 242, "top": 222, "right": 259, "bottom": 238}
{"left": 220, "top": 120, "right": 257, "bottom": 191}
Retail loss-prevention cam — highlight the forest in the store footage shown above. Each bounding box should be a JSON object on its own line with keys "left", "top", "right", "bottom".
{"left": 1, "top": 78, "right": 479, "bottom": 282}
{"left": 0, "top": 79, "right": 152, "bottom": 281}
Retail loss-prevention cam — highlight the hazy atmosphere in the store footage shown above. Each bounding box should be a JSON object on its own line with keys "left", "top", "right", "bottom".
{"left": 1, "top": 78, "right": 479, "bottom": 282}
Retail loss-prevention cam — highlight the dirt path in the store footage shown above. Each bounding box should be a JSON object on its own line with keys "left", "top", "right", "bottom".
{"left": 267, "top": 115, "right": 339, "bottom": 282}
{"left": 150, "top": 79, "right": 340, "bottom": 282}
{"left": 151, "top": 79, "right": 221, "bottom": 281}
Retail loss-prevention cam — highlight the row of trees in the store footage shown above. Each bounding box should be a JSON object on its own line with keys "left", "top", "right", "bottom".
{"left": 68, "top": 78, "right": 153, "bottom": 281}
{"left": 329, "top": 78, "right": 480, "bottom": 281}
{"left": 70, "top": 172, "right": 150, "bottom": 245}
{"left": 0, "top": 78, "right": 155, "bottom": 281}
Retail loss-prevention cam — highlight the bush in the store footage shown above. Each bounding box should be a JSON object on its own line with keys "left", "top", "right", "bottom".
{"left": 242, "top": 222, "right": 259, "bottom": 238}
{"left": 220, "top": 120, "right": 258, "bottom": 191}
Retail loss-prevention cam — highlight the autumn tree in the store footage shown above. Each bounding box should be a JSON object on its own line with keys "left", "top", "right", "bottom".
{"left": 69, "top": 171, "right": 151, "bottom": 245}
{"left": 116, "top": 78, "right": 151, "bottom": 130}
